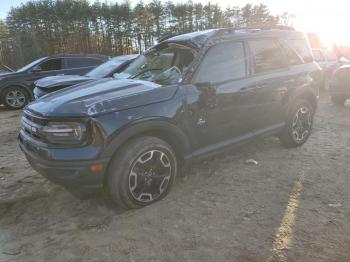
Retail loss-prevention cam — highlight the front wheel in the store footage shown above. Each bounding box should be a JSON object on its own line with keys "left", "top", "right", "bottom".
{"left": 2, "top": 86, "right": 30, "bottom": 109}
{"left": 279, "top": 99, "right": 314, "bottom": 148}
{"left": 107, "top": 136, "right": 177, "bottom": 209}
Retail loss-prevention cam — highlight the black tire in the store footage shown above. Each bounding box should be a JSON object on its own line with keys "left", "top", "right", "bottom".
{"left": 107, "top": 136, "right": 177, "bottom": 209}
{"left": 331, "top": 95, "right": 347, "bottom": 106}
{"left": 2, "top": 86, "right": 30, "bottom": 109}
{"left": 279, "top": 99, "right": 314, "bottom": 148}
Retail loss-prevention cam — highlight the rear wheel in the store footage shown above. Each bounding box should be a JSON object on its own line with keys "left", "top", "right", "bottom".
{"left": 279, "top": 99, "right": 314, "bottom": 148}
{"left": 2, "top": 86, "right": 30, "bottom": 109}
{"left": 107, "top": 136, "right": 177, "bottom": 209}
{"left": 331, "top": 95, "right": 347, "bottom": 106}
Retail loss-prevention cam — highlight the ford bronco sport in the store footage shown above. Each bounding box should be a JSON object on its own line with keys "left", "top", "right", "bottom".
{"left": 19, "top": 28, "right": 322, "bottom": 209}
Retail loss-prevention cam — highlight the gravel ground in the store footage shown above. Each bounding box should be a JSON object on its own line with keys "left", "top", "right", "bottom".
{"left": 0, "top": 94, "right": 350, "bottom": 262}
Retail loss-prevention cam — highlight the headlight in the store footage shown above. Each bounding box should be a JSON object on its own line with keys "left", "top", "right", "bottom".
{"left": 42, "top": 122, "right": 86, "bottom": 145}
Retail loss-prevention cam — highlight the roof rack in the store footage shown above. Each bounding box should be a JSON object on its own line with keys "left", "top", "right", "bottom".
{"left": 157, "top": 33, "right": 181, "bottom": 43}
{"left": 234, "top": 25, "right": 295, "bottom": 31}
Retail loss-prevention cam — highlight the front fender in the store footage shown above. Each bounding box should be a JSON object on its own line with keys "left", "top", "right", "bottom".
{"left": 101, "top": 118, "right": 192, "bottom": 159}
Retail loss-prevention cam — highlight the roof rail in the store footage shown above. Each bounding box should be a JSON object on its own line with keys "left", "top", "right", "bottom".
{"left": 234, "top": 25, "right": 295, "bottom": 31}
{"left": 157, "top": 33, "right": 181, "bottom": 43}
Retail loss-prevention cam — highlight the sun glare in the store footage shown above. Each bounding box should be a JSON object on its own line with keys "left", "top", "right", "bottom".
{"left": 289, "top": 0, "right": 350, "bottom": 47}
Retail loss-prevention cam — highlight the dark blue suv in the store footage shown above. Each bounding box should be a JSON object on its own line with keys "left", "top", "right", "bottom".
{"left": 19, "top": 28, "right": 322, "bottom": 209}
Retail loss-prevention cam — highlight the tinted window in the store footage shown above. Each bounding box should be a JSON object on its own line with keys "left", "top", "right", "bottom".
{"left": 194, "top": 42, "right": 246, "bottom": 83}
{"left": 85, "top": 58, "right": 103, "bottom": 66}
{"left": 249, "top": 39, "right": 286, "bottom": 74}
{"left": 313, "top": 50, "right": 325, "bottom": 62}
{"left": 285, "top": 39, "right": 313, "bottom": 63}
{"left": 66, "top": 58, "right": 102, "bottom": 69}
{"left": 40, "top": 59, "right": 62, "bottom": 71}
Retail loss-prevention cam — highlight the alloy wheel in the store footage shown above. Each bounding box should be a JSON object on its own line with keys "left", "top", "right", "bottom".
{"left": 129, "top": 149, "right": 172, "bottom": 203}
{"left": 5, "top": 90, "right": 26, "bottom": 108}
{"left": 291, "top": 106, "right": 312, "bottom": 143}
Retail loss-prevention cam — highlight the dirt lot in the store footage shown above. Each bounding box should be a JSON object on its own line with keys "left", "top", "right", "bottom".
{"left": 0, "top": 94, "right": 350, "bottom": 262}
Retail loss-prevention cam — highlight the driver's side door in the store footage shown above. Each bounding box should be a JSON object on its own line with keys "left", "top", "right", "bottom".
{"left": 188, "top": 41, "right": 257, "bottom": 151}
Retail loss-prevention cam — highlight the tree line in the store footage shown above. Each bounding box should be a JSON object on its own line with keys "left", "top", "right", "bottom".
{"left": 0, "top": 0, "right": 282, "bottom": 69}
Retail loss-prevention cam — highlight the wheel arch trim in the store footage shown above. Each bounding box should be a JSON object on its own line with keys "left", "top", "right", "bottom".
{"left": 101, "top": 118, "right": 192, "bottom": 160}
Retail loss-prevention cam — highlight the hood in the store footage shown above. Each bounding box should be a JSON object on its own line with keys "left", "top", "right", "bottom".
{"left": 26, "top": 78, "right": 178, "bottom": 117}
{"left": 35, "top": 75, "right": 94, "bottom": 89}
{"left": 0, "top": 71, "right": 21, "bottom": 78}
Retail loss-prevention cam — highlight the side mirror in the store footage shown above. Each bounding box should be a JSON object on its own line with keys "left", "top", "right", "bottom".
{"left": 31, "top": 66, "right": 42, "bottom": 73}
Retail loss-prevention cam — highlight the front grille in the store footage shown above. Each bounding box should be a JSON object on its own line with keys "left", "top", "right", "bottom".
{"left": 21, "top": 111, "right": 48, "bottom": 142}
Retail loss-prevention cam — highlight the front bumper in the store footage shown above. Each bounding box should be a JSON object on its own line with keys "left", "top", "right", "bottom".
{"left": 18, "top": 132, "right": 110, "bottom": 195}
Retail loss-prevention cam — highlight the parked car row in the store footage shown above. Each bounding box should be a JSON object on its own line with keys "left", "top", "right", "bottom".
{"left": 18, "top": 27, "right": 323, "bottom": 209}
{"left": 0, "top": 54, "right": 109, "bottom": 109}
{"left": 33, "top": 54, "right": 138, "bottom": 99}
{"left": 311, "top": 48, "right": 350, "bottom": 104}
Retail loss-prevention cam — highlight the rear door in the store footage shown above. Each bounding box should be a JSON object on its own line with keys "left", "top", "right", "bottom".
{"left": 246, "top": 38, "right": 291, "bottom": 133}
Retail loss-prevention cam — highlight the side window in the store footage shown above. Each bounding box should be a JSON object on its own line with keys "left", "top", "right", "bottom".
{"left": 248, "top": 39, "right": 287, "bottom": 74}
{"left": 40, "top": 59, "right": 62, "bottom": 71}
{"left": 194, "top": 41, "right": 246, "bottom": 83}
{"left": 84, "top": 58, "right": 103, "bottom": 67}
{"left": 65, "top": 58, "right": 102, "bottom": 69}
{"left": 284, "top": 39, "right": 313, "bottom": 64}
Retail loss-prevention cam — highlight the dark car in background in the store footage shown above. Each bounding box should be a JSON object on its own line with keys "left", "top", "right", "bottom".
{"left": 33, "top": 55, "right": 138, "bottom": 99}
{"left": 0, "top": 54, "right": 108, "bottom": 109}
{"left": 312, "top": 48, "right": 340, "bottom": 89}
{"left": 19, "top": 28, "right": 322, "bottom": 209}
{"left": 329, "top": 65, "right": 350, "bottom": 105}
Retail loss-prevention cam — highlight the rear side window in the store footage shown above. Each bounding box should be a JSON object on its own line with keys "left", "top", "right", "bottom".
{"left": 285, "top": 39, "right": 313, "bottom": 64}
{"left": 194, "top": 41, "right": 246, "bottom": 83}
{"left": 40, "top": 59, "right": 62, "bottom": 71}
{"left": 248, "top": 39, "right": 287, "bottom": 74}
{"left": 65, "top": 57, "right": 102, "bottom": 69}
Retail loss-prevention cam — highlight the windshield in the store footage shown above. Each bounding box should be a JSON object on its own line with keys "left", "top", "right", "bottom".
{"left": 86, "top": 58, "right": 127, "bottom": 78}
{"left": 116, "top": 44, "right": 195, "bottom": 85}
{"left": 17, "top": 57, "right": 47, "bottom": 72}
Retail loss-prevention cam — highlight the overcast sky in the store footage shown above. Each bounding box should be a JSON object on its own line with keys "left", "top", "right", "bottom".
{"left": 1, "top": 0, "right": 350, "bottom": 45}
